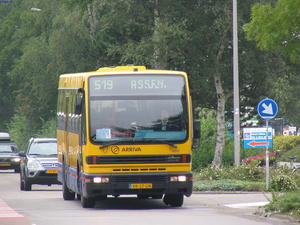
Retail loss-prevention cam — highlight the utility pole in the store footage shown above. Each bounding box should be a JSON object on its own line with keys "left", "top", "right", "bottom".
{"left": 233, "top": 0, "right": 240, "bottom": 166}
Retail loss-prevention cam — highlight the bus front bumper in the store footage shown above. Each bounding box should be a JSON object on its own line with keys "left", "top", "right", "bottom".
{"left": 81, "top": 172, "right": 193, "bottom": 198}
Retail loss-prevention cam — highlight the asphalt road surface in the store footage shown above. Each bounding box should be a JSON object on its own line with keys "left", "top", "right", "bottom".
{"left": 0, "top": 170, "right": 296, "bottom": 225}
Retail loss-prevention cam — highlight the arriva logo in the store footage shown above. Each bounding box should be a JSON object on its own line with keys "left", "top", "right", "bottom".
{"left": 121, "top": 147, "right": 142, "bottom": 152}
{"left": 111, "top": 146, "right": 120, "bottom": 154}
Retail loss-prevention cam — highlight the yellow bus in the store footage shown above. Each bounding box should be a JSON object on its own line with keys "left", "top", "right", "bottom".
{"left": 57, "top": 65, "right": 200, "bottom": 208}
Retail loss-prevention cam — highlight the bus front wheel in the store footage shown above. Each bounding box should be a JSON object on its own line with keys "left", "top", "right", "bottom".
{"left": 163, "top": 194, "right": 183, "bottom": 207}
{"left": 81, "top": 196, "right": 96, "bottom": 208}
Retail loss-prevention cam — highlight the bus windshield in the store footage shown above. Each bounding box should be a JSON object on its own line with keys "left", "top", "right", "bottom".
{"left": 88, "top": 75, "right": 188, "bottom": 143}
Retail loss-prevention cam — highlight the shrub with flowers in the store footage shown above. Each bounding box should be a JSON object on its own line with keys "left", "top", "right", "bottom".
{"left": 242, "top": 152, "right": 276, "bottom": 166}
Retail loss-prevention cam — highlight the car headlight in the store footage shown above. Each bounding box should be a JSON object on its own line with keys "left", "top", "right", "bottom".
{"left": 27, "top": 159, "right": 40, "bottom": 168}
{"left": 12, "top": 157, "right": 21, "bottom": 162}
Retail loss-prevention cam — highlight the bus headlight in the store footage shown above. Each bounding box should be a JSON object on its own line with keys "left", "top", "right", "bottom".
{"left": 93, "top": 177, "right": 110, "bottom": 183}
{"left": 170, "top": 175, "right": 187, "bottom": 182}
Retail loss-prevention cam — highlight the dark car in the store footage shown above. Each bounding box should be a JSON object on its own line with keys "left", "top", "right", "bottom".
{"left": 0, "top": 132, "right": 21, "bottom": 173}
{"left": 19, "top": 137, "right": 61, "bottom": 191}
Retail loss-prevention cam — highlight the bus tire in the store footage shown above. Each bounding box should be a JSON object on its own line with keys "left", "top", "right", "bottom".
{"left": 81, "top": 196, "right": 96, "bottom": 208}
{"left": 63, "top": 180, "right": 75, "bottom": 200}
{"left": 168, "top": 194, "right": 184, "bottom": 207}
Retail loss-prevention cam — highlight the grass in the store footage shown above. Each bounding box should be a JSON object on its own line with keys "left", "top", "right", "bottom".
{"left": 193, "top": 162, "right": 300, "bottom": 218}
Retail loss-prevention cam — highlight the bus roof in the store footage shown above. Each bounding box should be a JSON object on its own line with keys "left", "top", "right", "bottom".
{"left": 97, "top": 65, "right": 146, "bottom": 72}
{"left": 58, "top": 65, "right": 187, "bottom": 89}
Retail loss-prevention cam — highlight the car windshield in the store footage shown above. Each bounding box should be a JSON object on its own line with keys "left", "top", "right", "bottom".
{"left": 29, "top": 142, "right": 57, "bottom": 155}
{"left": 0, "top": 145, "right": 14, "bottom": 153}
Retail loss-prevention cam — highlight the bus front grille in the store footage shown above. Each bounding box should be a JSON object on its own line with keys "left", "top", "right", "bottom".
{"left": 111, "top": 175, "right": 168, "bottom": 183}
{"left": 86, "top": 155, "right": 190, "bottom": 164}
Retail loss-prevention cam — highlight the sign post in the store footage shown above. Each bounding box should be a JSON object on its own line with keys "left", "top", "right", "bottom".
{"left": 257, "top": 98, "right": 278, "bottom": 190}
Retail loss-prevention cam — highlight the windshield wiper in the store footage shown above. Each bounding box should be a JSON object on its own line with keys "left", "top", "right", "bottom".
{"left": 99, "top": 140, "right": 127, "bottom": 149}
{"left": 99, "top": 138, "right": 177, "bottom": 149}
{"left": 139, "top": 138, "right": 177, "bottom": 148}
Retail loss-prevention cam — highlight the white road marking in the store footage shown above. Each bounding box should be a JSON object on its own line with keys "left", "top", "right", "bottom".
{"left": 225, "top": 201, "right": 269, "bottom": 209}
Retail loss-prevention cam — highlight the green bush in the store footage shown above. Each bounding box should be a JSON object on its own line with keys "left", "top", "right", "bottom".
{"left": 7, "top": 114, "right": 36, "bottom": 150}
{"left": 196, "top": 163, "right": 265, "bottom": 182}
{"left": 7, "top": 114, "right": 56, "bottom": 150}
{"left": 196, "top": 165, "right": 224, "bottom": 180}
{"left": 222, "top": 136, "right": 234, "bottom": 167}
{"left": 34, "top": 117, "right": 56, "bottom": 138}
{"left": 266, "top": 191, "right": 300, "bottom": 215}
{"left": 192, "top": 109, "right": 217, "bottom": 171}
{"left": 228, "top": 163, "right": 265, "bottom": 181}
{"left": 192, "top": 108, "right": 236, "bottom": 170}
{"left": 270, "top": 174, "right": 298, "bottom": 192}
{"left": 193, "top": 179, "right": 265, "bottom": 192}
{"left": 273, "top": 135, "right": 300, "bottom": 153}
{"left": 193, "top": 180, "right": 244, "bottom": 191}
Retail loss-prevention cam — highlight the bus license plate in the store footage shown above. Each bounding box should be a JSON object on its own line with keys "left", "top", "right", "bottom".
{"left": 129, "top": 183, "right": 152, "bottom": 189}
{"left": 46, "top": 169, "right": 58, "bottom": 174}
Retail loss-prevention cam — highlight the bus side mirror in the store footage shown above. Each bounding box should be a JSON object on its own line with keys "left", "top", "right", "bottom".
{"left": 75, "top": 97, "right": 83, "bottom": 115}
{"left": 192, "top": 121, "right": 200, "bottom": 149}
{"left": 193, "top": 121, "right": 200, "bottom": 139}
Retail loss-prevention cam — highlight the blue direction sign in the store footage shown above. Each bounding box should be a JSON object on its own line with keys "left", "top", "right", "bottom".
{"left": 243, "top": 128, "right": 273, "bottom": 148}
{"left": 257, "top": 98, "right": 278, "bottom": 120}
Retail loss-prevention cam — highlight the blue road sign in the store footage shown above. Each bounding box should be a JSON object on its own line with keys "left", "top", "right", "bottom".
{"left": 243, "top": 128, "right": 273, "bottom": 148}
{"left": 257, "top": 98, "right": 278, "bottom": 120}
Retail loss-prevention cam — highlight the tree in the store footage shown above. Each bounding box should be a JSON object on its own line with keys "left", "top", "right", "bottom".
{"left": 244, "top": 0, "right": 300, "bottom": 127}
{"left": 2, "top": 0, "right": 298, "bottom": 168}
{"left": 57, "top": 0, "right": 291, "bottom": 167}
{"left": 0, "top": 1, "right": 23, "bottom": 130}
{"left": 244, "top": 0, "right": 300, "bottom": 64}
{"left": 9, "top": 0, "right": 98, "bottom": 131}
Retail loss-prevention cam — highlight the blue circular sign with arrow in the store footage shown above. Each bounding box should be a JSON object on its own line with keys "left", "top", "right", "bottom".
{"left": 257, "top": 98, "right": 278, "bottom": 120}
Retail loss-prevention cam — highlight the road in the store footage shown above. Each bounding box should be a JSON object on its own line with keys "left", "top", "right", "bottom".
{"left": 0, "top": 170, "right": 295, "bottom": 225}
